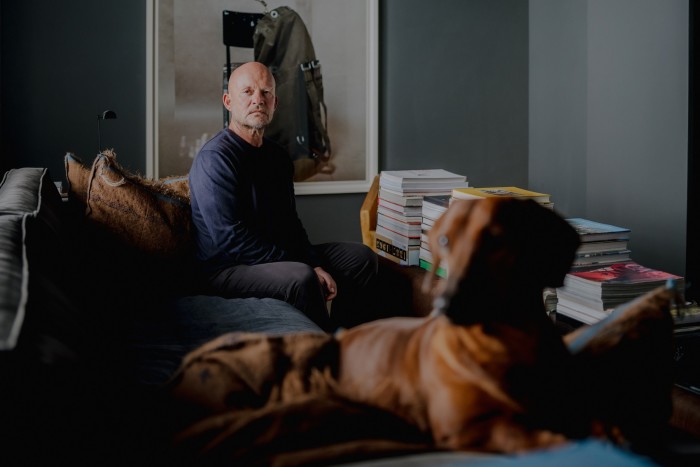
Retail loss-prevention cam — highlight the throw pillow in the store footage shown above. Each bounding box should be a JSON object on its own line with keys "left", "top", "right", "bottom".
{"left": 64, "top": 152, "right": 91, "bottom": 208}
{"left": 161, "top": 174, "right": 190, "bottom": 200}
{"left": 65, "top": 152, "right": 191, "bottom": 209}
{"left": 84, "top": 150, "right": 192, "bottom": 259}
{"left": 563, "top": 283, "right": 678, "bottom": 447}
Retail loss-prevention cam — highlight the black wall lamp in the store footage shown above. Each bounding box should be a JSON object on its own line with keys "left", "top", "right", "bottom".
{"left": 97, "top": 110, "right": 117, "bottom": 154}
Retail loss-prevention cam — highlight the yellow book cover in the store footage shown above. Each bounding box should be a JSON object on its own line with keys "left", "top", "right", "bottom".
{"left": 451, "top": 186, "right": 551, "bottom": 204}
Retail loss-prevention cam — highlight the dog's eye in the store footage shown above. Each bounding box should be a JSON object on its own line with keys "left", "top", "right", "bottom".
{"left": 438, "top": 235, "right": 449, "bottom": 247}
{"left": 482, "top": 225, "right": 506, "bottom": 247}
{"left": 488, "top": 225, "right": 504, "bottom": 237}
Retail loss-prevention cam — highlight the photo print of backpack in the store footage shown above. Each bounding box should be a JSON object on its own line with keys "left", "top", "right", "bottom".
{"left": 253, "top": 6, "right": 334, "bottom": 182}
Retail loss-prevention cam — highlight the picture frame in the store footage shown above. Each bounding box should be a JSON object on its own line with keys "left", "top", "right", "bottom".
{"left": 146, "top": 0, "right": 378, "bottom": 195}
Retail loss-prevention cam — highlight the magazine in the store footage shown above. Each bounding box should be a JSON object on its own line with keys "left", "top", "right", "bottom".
{"left": 566, "top": 218, "right": 631, "bottom": 242}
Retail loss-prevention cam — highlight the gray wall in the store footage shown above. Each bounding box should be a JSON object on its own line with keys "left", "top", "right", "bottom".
{"left": 301, "top": 0, "right": 528, "bottom": 244}
{"left": 0, "top": 0, "right": 146, "bottom": 178}
{"left": 0, "top": 0, "right": 690, "bottom": 277}
{"left": 381, "top": 0, "right": 529, "bottom": 186}
{"left": 530, "top": 0, "right": 688, "bottom": 276}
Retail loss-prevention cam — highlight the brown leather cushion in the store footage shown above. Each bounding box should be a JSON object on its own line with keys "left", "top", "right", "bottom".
{"left": 64, "top": 152, "right": 91, "bottom": 207}
{"left": 70, "top": 151, "right": 192, "bottom": 258}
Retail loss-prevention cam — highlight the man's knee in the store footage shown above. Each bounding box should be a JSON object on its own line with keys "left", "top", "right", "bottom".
{"left": 321, "top": 242, "right": 378, "bottom": 280}
{"left": 282, "top": 263, "right": 322, "bottom": 298}
{"left": 347, "top": 243, "right": 378, "bottom": 285}
{"left": 280, "top": 263, "right": 330, "bottom": 330}
{"left": 289, "top": 263, "right": 316, "bottom": 284}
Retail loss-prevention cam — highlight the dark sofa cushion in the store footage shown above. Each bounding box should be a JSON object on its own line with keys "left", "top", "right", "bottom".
{"left": 0, "top": 168, "right": 51, "bottom": 350}
{"left": 0, "top": 167, "right": 70, "bottom": 351}
{"left": 0, "top": 166, "right": 90, "bottom": 371}
{"left": 0, "top": 167, "right": 104, "bottom": 465}
{"left": 127, "top": 296, "right": 323, "bottom": 386}
{"left": 0, "top": 166, "right": 47, "bottom": 214}
{"left": 0, "top": 215, "right": 25, "bottom": 350}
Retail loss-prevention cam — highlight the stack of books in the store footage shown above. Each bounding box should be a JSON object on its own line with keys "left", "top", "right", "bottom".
{"left": 451, "top": 186, "right": 553, "bottom": 209}
{"left": 556, "top": 261, "right": 685, "bottom": 325}
{"left": 418, "top": 195, "right": 451, "bottom": 277}
{"left": 375, "top": 169, "right": 468, "bottom": 266}
{"left": 566, "top": 218, "right": 632, "bottom": 271}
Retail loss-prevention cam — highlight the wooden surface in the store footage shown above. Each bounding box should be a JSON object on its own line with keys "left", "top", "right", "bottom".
{"left": 360, "top": 175, "right": 379, "bottom": 250}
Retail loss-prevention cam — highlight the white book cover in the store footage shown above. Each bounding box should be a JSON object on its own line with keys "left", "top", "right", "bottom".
{"left": 376, "top": 225, "right": 421, "bottom": 246}
{"left": 380, "top": 169, "right": 467, "bottom": 185}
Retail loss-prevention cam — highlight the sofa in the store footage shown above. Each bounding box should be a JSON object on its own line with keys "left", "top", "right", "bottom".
{"left": 0, "top": 162, "right": 331, "bottom": 464}
{"left": 0, "top": 159, "right": 695, "bottom": 466}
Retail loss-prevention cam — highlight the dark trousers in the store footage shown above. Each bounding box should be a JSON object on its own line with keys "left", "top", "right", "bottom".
{"left": 205, "top": 242, "right": 378, "bottom": 331}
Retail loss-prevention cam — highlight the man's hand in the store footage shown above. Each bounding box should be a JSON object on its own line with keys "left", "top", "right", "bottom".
{"left": 314, "top": 266, "right": 337, "bottom": 301}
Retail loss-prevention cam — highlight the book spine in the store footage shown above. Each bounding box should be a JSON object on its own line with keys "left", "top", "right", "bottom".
{"left": 376, "top": 225, "right": 420, "bottom": 246}
{"left": 375, "top": 235, "right": 419, "bottom": 266}
{"left": 377, "top": 204, "right": 422, "bottom": 219}
{"left": 376, "top": 213, "right": 421, "bottom": 238}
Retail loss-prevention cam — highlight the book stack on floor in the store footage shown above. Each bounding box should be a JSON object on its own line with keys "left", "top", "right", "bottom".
{"left": 451, "top": 186, "right": 554, "bottom": 209}
{"left": 375, "top": 169, "right": 468, "bottom": 266}
{"left": 556, "top": 261, "right": 685, "bottom": 325}
{"left": 418, "top": 195, "right": 451, "bottom": 277}
{"left": 565, "top": 218, "right": 632, "bottom": 271}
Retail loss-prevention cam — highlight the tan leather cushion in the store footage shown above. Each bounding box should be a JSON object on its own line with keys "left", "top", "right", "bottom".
{"left": 79, "top": 151, "right": 192, "bottom": 258}
{"left": 64, "top": 152, "right": 91, "bottom": 207}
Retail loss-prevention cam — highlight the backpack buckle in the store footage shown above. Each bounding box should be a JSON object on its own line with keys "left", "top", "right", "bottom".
{"left": 300, "top": 60, "right": 321, "bottom": 71}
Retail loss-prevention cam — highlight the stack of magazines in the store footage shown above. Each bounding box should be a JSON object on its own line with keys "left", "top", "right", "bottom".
{"left": 556, "top": 261, "right": 684, "bottom": 325}
{"left": 565, "top": 218, "right": 632, "bottom": 270}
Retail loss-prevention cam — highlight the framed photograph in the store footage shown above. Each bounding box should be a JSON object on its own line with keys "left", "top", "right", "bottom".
{"left": 146, "top": 0, "right": 378, "bottom": 194}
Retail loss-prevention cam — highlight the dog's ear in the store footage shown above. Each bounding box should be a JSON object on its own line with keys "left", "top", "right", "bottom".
{"left": 473, "top": 198, "right": 579, "bottom": 290}
{"left": 507, "top": 199, "right": 580, "bottom": 289}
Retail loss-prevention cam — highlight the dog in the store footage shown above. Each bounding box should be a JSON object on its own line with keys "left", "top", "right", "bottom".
{"left": 168, "top": 197, "right": 677, "bottom": 461}
{"left": 336, "top": 197, "right": 583, "bottom": 453}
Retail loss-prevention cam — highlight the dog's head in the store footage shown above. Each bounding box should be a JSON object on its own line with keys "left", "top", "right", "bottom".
{"left": 424, "top": 198, "right": 579, "bottom": 321}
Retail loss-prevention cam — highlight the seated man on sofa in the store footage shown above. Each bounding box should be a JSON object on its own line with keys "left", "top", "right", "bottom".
{"left": 189, "top": 61, "right": 378, "bottom": 332}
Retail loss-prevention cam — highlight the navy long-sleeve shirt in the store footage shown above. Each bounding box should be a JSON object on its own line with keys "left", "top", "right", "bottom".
{"left": 189, "top": 129, "right": 320, "bottom": 273}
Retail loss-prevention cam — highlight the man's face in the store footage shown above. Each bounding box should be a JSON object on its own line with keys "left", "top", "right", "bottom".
{"left": 224, "top": 64, "right": 278, "bottom": 131}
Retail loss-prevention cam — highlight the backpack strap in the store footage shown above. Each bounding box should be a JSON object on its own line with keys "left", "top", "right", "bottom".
{"left": 301, "top": 60, "right": 331, "bottom": 161}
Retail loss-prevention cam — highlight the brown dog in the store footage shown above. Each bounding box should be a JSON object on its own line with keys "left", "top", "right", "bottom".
{"left": 336, "top": 198, "right": 582, "bottom": 452}
{"left": 168, "top": 196, "right": 678, "bottom": 463}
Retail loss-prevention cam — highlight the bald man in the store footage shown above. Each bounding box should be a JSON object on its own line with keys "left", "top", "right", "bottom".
{"left": 188, "top": 62, "right": 378, "bottom": 331}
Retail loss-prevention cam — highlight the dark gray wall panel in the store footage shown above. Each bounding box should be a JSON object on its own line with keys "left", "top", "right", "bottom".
{"left": 1, "top": 0, "right": 146, "bottom": 181}
{"left": 381, "top": 0, "right": 530, "bottom": 188}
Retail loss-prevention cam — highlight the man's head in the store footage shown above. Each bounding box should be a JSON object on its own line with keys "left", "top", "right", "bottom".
{"left": 224, "top": 62, "right": 278, "bottom": 137}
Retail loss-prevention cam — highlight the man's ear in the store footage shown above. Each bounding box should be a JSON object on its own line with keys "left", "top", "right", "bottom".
{"left": 274, "top": 95, "right": 279, "bottom": 110}
{"left": 222, "top": 92, "right": 232, "bottom": 112}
